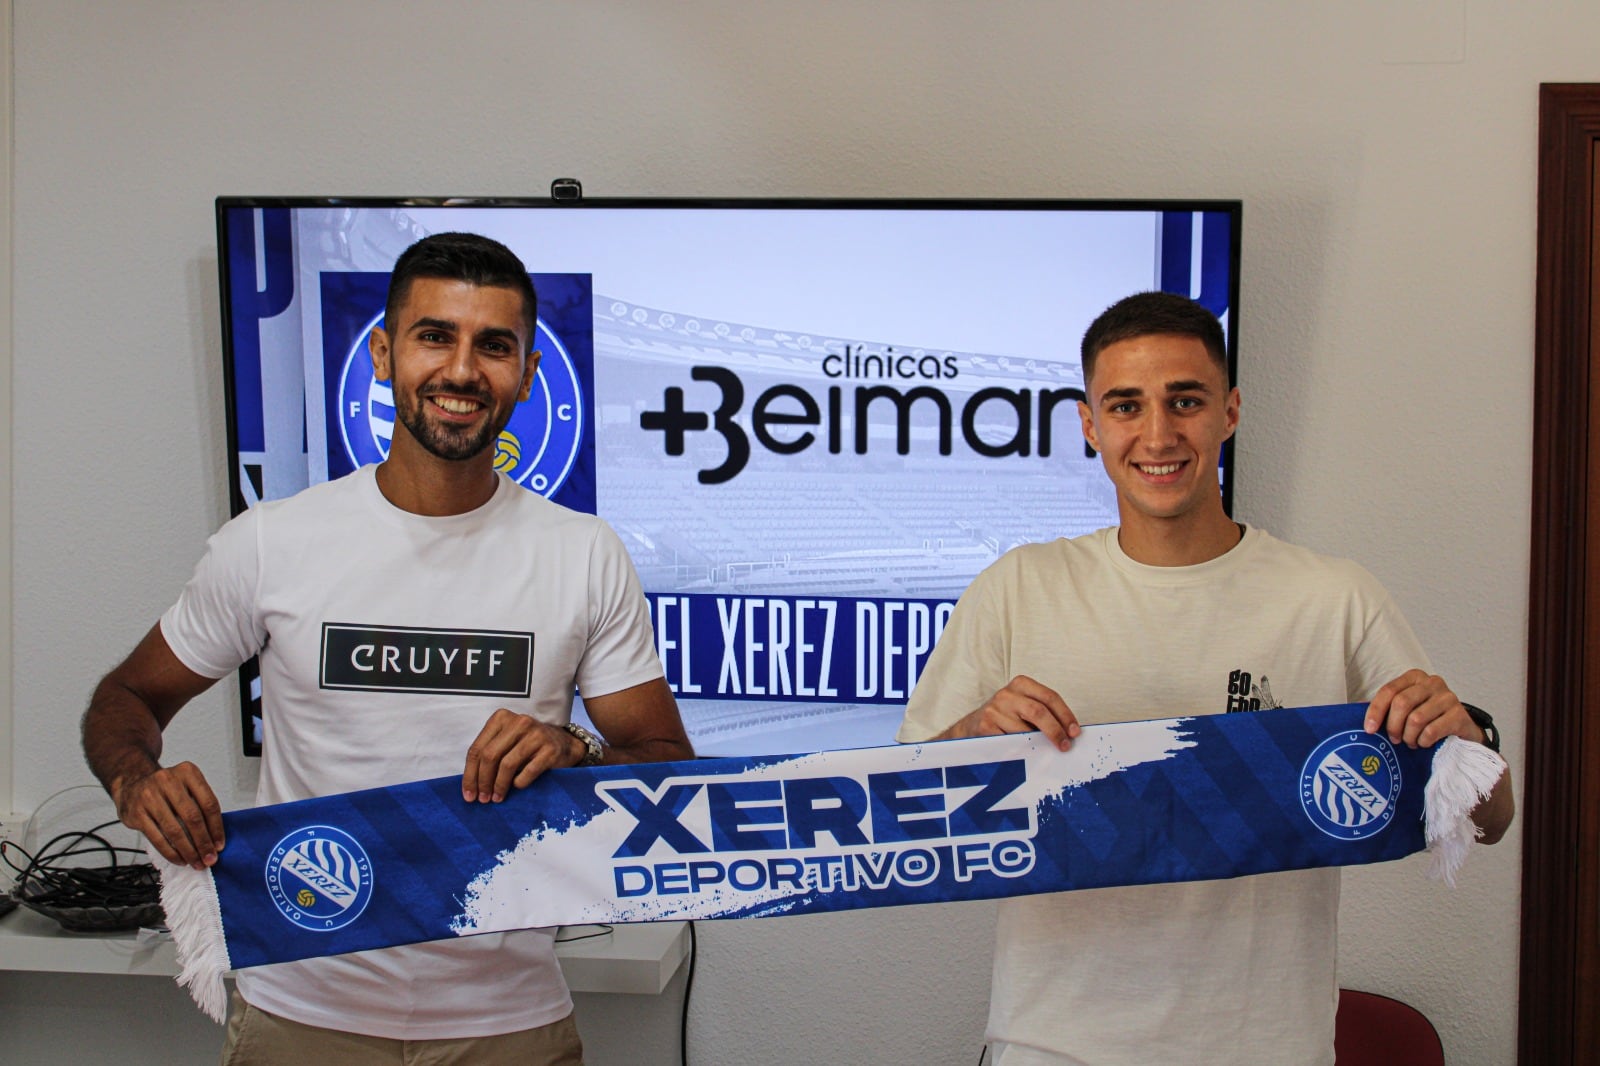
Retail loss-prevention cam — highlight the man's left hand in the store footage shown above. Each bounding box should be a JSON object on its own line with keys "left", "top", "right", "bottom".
{"left": 1364, "top": 670, "right": 1515, "bottom": 844}
{"left": 461, "top": 708, "right": 583, "bottom": 803}
{"left": 1363, "top": 669, "right": 1483, "bottom": 749}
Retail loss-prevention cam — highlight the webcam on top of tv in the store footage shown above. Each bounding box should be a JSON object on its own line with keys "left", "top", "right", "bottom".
{"left": 550, "top": 178, "right": 583, "bottom": 202}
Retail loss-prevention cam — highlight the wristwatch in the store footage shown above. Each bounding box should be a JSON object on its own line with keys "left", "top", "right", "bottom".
{"left": 1461, "top": 703, "right": 1500, "bottom": 752}
{"left": 562, "top": 722, "right": 605, "bottom": 767}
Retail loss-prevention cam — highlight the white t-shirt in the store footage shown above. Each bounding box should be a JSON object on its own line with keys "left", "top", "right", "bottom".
{"left": 898, "top": 526, "right": 1429, "bottom": 1066}
{"left": 161, "top": 464, "right": 664, "bottom": 1039}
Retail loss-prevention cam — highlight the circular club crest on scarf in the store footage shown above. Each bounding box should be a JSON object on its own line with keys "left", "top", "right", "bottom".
{"left": 337, "top": 311, "right": 584, "bottom": 497}
{"left": 266, "top": 826, "right": 375, "bottom": 931}
{"left": 1299, "top": 730, "right": 1402, "bottom": 841}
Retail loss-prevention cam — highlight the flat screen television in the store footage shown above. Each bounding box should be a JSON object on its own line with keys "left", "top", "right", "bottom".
{"left": 217, "top": 196, "right": 1241, "bottom": 757}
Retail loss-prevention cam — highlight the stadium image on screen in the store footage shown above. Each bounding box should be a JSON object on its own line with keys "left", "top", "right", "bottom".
{"left": 219, "top": 198, "right": 1240, "bottom": 757}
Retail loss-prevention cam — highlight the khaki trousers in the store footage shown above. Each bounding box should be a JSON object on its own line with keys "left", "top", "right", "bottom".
{"left": 220, "top": 988, "right": 584, "bottom": 1065}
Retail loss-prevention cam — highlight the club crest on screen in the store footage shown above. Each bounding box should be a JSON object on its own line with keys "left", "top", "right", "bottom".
{"left": 265, "top": 825, "right": 375, "bottom": 931}
{"left": 1299, "top": 731, "right": 1402, "bottom": 840}
{"left": 336, "top": 311, "right": 585, "bottom": 498}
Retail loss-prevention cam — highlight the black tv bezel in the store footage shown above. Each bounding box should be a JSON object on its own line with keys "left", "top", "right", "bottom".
{"left": 216, "top": 195, "right": 1243, "bottom": 757}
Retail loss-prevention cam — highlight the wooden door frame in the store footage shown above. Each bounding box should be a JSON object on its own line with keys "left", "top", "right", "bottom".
{"left": 1522, "top": 82, "right": 1600, "bottom": 1064}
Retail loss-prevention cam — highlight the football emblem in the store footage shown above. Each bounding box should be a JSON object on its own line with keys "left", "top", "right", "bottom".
{"left": 265, "top": 825, "right": 375, "bottom": 931}
{"left": 1299, "top": 731, "right": 1402, "bottom": 841}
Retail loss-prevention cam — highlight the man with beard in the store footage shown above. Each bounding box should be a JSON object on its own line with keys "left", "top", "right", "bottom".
{"left": 82, "top": 232, "right": 692, "bottom": 1064}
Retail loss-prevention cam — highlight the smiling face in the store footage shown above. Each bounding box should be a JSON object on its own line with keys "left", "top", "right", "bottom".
{"left": 367, "top": 277, "right": 539, "bottom": 467}
{"left": 1077, "top": 332, "right": 1239, "bottom": 535}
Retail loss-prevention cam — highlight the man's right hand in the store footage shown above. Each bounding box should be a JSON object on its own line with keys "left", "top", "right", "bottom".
{"left": 82, "top": 622, "right": 227, "bottom": 870}
{"left": 938, "top": 675, "right": 1082, "bottom": 750}
{"left": 113, "top": 762, "right": 224, "bottom": 870}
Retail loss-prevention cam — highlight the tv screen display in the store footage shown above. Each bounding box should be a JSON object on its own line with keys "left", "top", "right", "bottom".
{"left": 218, "top": 197, "right": 1240, "bottom": 757}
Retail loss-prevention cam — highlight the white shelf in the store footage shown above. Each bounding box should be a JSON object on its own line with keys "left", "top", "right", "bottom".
{"left": 0, "top": 905, "right": 689, "bottom": 994}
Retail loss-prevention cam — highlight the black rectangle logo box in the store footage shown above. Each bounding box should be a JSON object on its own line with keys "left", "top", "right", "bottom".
{"left": 320, "top": 623, "right": 534, "bottom": 697}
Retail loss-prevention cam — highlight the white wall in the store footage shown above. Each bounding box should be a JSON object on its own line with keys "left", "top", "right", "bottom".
{"left": 1, "top": 0, "right": 14, "bottom": 821}
{"left": 5, "top": 2, "right": 1569, "bottom": 1062}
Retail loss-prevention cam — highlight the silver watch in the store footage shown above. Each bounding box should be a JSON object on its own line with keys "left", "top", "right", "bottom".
{"left": 562, "top": 722, "right": 604, "bottom": 766}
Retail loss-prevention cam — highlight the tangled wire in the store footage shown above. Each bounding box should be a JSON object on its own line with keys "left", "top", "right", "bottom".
{"left": 2, "top": 819, "right": 162, "bottom": 931}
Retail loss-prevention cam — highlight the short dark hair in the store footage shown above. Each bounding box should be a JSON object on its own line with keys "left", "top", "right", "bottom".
{"left": 1080, "top": 291, "right": 1229, "bottom": 387}
{"left": 384, "top": 232, "right": 539, "bottom": 345}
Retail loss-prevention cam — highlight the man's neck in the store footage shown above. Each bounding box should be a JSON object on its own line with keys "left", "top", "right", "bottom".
{"left": 374, "top": 441, "right": 499, "bottom": 517}
{"left": 1114, "top": 504, "right": 1243, "bottom": 567}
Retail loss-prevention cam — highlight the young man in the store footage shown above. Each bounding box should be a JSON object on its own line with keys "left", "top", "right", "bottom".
{"left": 82, "top": 232, "right": 693, "bottom": 1064}
{"left": 898, "top": 291, "right": 1512, "bottom": 1065}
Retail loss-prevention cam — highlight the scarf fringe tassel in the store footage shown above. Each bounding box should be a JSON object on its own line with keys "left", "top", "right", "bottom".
{"left": 1423, "top": 736, "right": 1506, "bottom": 887}
{"left": 148, "top": 844, "right": 232, "bottom": 1025}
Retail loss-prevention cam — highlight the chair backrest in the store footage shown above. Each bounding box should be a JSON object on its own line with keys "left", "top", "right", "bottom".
{"left": 1334, "top": 988, "right": 1446, "bottom": 1065}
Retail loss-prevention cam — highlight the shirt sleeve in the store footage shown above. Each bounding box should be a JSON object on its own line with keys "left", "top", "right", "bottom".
{"left": 574, "top": 520, "right": 666, "bottom": 698}
{"left": 898, "top": 560, "right": 1010, "bottom": 742}
{"left": 1343, "top": 566, "right": 1432, "bottom": 700}
{"left": 159, "top": 508, "right": 268, "bottom": 679}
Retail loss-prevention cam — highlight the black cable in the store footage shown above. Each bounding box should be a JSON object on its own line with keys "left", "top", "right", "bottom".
{"left": 554, "top": 924, "right": 615, "bottom": 944}
{"left": 680, "top": 920, "right": 697, "bottom": 1066}
{"left": 1, "top": 819, "right": 159, "bottom": 923}
{"left": 976, "top": 1044, "right": 989, "bottom": 1065}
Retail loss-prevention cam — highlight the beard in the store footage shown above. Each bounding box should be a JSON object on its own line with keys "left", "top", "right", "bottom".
{"left": 393, "top": 385, "right": 511, "bottom": 462}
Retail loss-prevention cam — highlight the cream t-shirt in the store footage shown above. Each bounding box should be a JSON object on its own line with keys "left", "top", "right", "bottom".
{"left": 899, "top": 526, "right": 1429, "bottom": 1065}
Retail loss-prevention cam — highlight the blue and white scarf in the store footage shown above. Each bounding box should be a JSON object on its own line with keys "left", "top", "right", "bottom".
{"left": 153, "top": 703, "right": 1504, "bottom": 1021}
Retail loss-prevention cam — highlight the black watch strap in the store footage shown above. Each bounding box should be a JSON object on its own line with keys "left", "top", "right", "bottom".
{"left": 1461, "top": 702, "right": 1500, "bottom": 752}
